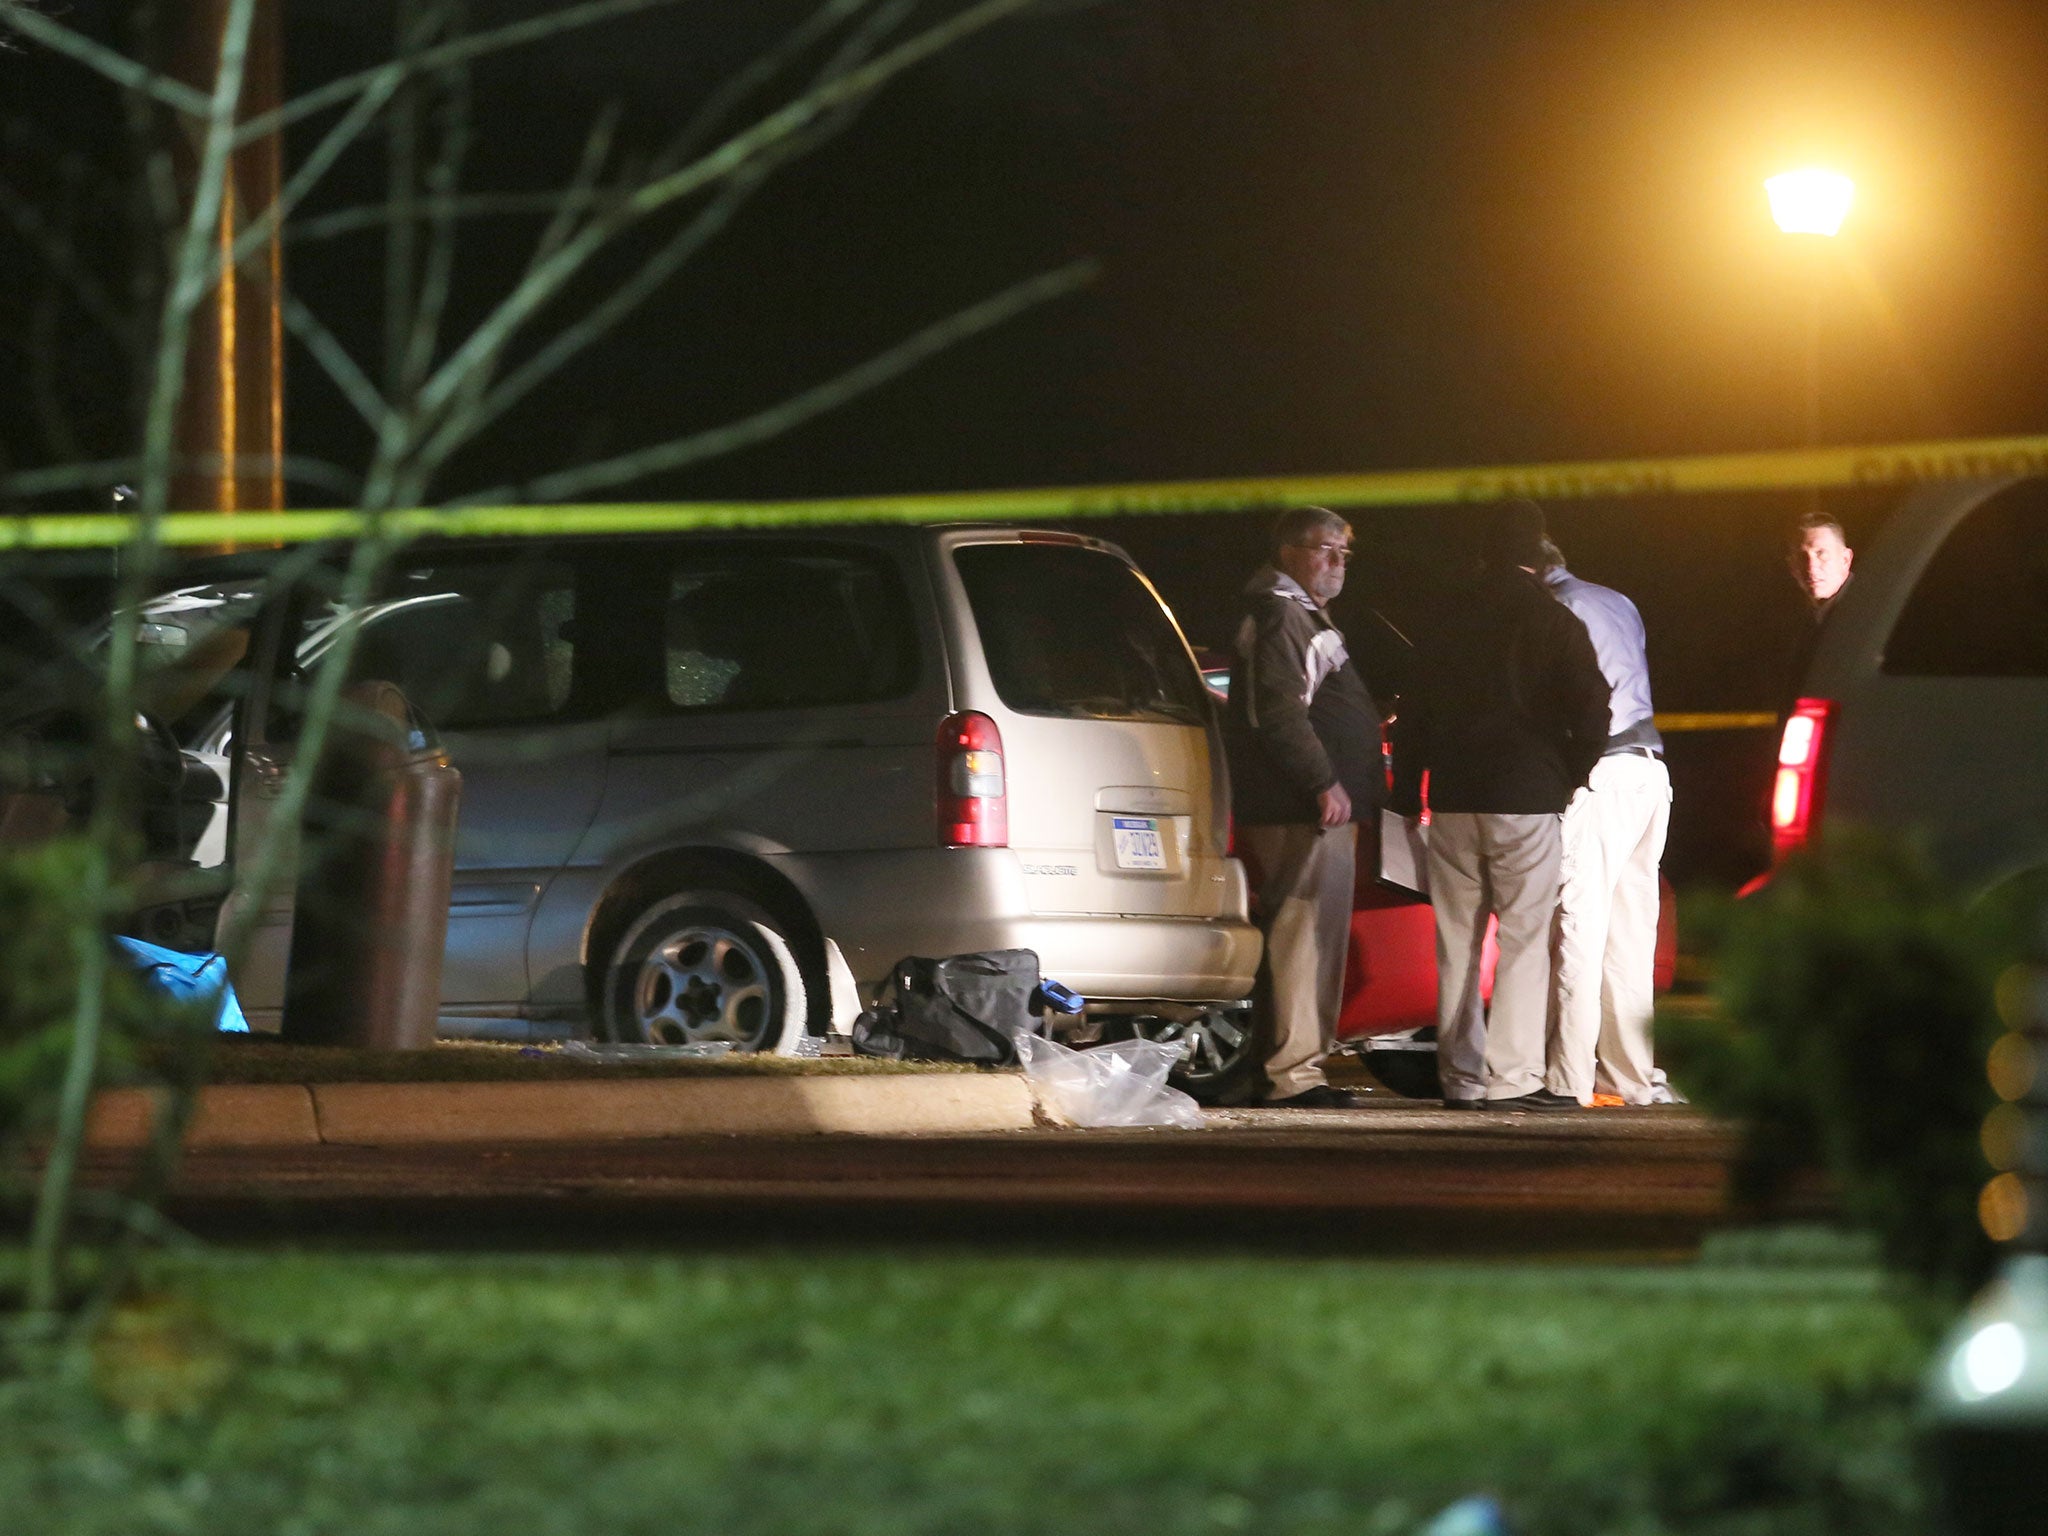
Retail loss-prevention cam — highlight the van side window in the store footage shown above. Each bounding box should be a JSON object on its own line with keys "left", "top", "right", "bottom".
{"left": 953, "top": 544, "right": 1209, "bottom": 724}
{"left": 1883, "top": 485, "right": 2048, "bottom": 678}
{"left": 331, "top": 560, "right": 578, "bottom": 729}
{"left": 661, "top": 546, "right": 918, "bottom": 711}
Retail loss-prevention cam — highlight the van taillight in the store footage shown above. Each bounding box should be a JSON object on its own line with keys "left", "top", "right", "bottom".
{"left": 1770, "top": 697, "right": 1836, "bottom": 862}
{"left": 937, "top": 711, "right": 1007, "bottom": 847}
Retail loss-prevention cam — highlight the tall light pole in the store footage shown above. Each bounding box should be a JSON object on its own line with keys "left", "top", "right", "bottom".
{"left": 1765, "top": 168, "right": 1854, "bottom": 452}
{"left": 168, "top": 0, "right": 285, "bottom": 531}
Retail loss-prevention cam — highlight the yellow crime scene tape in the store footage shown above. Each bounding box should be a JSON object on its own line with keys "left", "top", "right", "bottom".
{"left": 10, "top": 430, "right": 2039, "bottom": 729}
{"left": 1654, "top": 712, "right": 1777, "bottom": 734}
{"left": 5, "top": 430, "right": 2048, "bottom": 553}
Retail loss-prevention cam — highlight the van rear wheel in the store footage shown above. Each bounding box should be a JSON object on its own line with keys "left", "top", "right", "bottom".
{"left": 1126, "top": 1005, "right": 1265, "bottom": 1106}
{"left": 601, "top": 892, "right": 802, "bottom": 1051}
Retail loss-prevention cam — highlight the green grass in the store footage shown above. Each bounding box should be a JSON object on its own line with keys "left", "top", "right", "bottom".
{"left": 1, "top": 1247, "right": 1932, "bottom": 1536}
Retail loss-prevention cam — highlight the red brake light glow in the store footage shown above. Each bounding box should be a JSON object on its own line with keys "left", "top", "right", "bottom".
{"left": 937, "top": 711, "right": 1007, "bottom": 847}
{"left": 1770, "top": 697, "right": 1836, "bottom": 862}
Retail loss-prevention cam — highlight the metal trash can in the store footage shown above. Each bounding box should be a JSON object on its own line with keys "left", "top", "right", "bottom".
{"left": 281, "top": 680, "right": 461, "bottom": 1049}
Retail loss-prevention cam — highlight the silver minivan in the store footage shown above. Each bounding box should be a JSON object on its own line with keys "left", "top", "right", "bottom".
{"left": 144, "top": 525, "right": 1262, "bottom": 1055}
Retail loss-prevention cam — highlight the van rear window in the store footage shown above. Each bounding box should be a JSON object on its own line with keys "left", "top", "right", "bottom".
{"left": 1883, "top": 483, "right": 2048, "bottom": 678}
{"left": 952, "top": 544, "right": 1208, "bottom": 724}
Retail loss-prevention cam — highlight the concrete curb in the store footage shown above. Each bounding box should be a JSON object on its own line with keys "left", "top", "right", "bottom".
{"left": 87, "top": 1084, "right": 321, "bottom": 1149}
{"left": 85, "top": 1073, "right": 1037, "bottom": 1148}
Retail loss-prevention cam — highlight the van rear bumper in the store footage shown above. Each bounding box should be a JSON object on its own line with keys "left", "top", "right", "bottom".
{"left": 783, "top": 848, "right": 1261, "bottom": 1003}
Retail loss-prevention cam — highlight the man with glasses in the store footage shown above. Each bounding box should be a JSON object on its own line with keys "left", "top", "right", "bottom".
{"left": 1223, "top": 506, "right": 1386, "bottom": 1108}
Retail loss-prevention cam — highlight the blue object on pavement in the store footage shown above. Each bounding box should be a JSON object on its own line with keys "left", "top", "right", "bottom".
{"left": 1033, "top": 978, "right": 1086, "bottom": 1015}
{"left": 111, "top": 935, "right": 247, "bottom": 1033}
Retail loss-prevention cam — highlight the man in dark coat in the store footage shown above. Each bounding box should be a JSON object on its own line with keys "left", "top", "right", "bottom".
{"left": 1224, "top": 506, "right": 1386, "bottom": 1108}
{"left": 1390, "top": 501, "right": 1609, "bottom": 1111}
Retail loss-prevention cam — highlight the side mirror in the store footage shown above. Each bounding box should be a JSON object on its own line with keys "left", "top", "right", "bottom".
{"left": 178, "top": 752, "right": 227, "bottom": 803}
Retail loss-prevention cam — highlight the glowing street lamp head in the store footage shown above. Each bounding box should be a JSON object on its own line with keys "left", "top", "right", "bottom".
{"left": 1767, "top": 168, "right": 1855, "bottom": 236}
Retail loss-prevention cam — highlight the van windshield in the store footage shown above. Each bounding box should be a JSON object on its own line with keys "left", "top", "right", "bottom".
{"left": 952, "top": 543, "right": 1209, "bottom": 725}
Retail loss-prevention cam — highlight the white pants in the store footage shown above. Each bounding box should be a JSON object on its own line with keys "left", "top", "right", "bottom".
{"left": 1240, "top": 822, "right": 1357, "bottom": 1099}
{"left": 1428, "top": 812, "right": 1561, "bottom": 1102}
{"left": 1547, "top": 752, "right": 1671, "bottom": 1104}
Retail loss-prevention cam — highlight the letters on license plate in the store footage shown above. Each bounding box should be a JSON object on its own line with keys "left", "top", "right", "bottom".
{"left": 1111, "top": 815, "right": 1166, "bottom": 871}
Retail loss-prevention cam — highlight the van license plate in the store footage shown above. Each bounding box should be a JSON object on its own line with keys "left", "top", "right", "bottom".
{"left": 1111, "top": 816, "right": 1166, "bottom": 871}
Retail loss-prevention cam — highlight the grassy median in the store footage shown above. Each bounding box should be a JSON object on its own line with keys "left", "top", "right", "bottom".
{"left": 0, "top": 1240, "right": 1930, "bottom": 1535}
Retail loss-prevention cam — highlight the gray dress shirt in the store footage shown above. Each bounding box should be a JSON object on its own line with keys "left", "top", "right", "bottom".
{"left": 1545, "top": 566, "right": 1663, "bottom": 752}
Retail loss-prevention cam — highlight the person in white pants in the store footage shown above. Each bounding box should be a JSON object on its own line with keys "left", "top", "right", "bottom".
{"left": 1389, "top": 503, "right": 1611, "bottom": 1112}
{"left": 1540, "top": 542, "right": 1673, "bottom": 1105}
{"left": 1427, "top": 812, "right": 1565, "bottom": 1104}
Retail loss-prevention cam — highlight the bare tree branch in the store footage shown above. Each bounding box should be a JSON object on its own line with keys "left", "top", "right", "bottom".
{"left": 662, "top": 0, "right": 872, "bottom": 168}
{"left": 120, "top": 5, "right": 181, "bottom": 444}
{"left": 398, "top": 0, "right": 1039, "bottom": 493}
{"left": 384, "top": 2, "right": 427, "bottom": 399}
{"left": 212, "top": 68, "right": 407, "bottom": 292}
{"left": 388, "top": 98, "right": 625, "bottom": 504}
{"left": 395, "top": 2, "right": 909, "bottom": 499}
{"left": 284, "top": 189, "right": 616, "bottom": 244}
{"left": 0, "top": 452, "right": 362, "bottom": 502}
{"left": 25, "top": 0, "right": 259, "bottom": 1322}
{"left": 232, "top": 0, "right": 702, "bottom": 148}
{"left": 27, "top": 252, "right": 82, "bottom": 464}
{"left": 527, "top": 105, "right": 624, "bottom": 285}
{"left": 471, "top": 257, "right": 1099, "bottom": 503}
{"left": 398, "top": 3, "right": 474, "bottom": 403}
{"left": 283, "top": 292, "right": 393, "bottom": 434}
{"left": 0, "top": 174, "right": 131, "bottom": 344}
{"left": 0, "top": 5, "right": 213, "bottom": 118}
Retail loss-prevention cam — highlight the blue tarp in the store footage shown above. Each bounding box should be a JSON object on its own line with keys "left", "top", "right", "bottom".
{"left": 110, "top": 935, "right": 247, "bottom": 1033}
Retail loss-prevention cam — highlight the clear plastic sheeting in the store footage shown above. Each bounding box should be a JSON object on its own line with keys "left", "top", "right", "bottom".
{"left": 1016, "top": 1033, "right": 1204, "bottom": 1129}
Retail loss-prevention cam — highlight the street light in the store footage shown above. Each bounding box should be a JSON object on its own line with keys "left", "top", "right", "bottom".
{"left": 1766, "top": 167, "right": 1855, "bottom": 237}
{"left": 1765, "top": 168, "right": 1855, "bottom": 459}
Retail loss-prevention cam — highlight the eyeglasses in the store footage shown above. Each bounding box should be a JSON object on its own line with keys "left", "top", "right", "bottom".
{"left": 1297, "top": 542, "right": 1353, "bottom": 564}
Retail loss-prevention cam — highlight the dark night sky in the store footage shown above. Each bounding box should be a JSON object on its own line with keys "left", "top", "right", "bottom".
{"left": 8, "top": 0, "right": 2048, "bottom": 726}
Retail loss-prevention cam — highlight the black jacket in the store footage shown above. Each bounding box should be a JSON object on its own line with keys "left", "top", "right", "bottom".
{"left": 1389, "top": 565, "right": 1610, "bottom": 816}
{"left": 1223, "top": 567, "right": 1385, "bottom": 824}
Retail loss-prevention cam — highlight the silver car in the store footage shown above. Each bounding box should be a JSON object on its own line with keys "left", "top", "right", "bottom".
{"left": 143, "top": 525, "right": 1262, "bottom": 1060}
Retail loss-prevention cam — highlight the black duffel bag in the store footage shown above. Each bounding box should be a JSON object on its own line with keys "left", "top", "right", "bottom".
{"left": 853, "top": 949, "right": 1047, "bottom": 1065}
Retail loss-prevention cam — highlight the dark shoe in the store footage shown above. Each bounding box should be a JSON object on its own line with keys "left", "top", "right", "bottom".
{"left": 1265, "top": 1084, "right": 1364, "bottom": 1109}
{"left": 1485, "top": 1089, "right": 1583, "bottom": 1112}
{"left": 1440, "top": 1097, "right": 1486, "bottom": 1110}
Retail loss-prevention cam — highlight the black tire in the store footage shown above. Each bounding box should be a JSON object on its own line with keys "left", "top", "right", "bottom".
{"left": 600, "top": 891, "right": 805, "bottom": 1050}
{"left": 1125, "top": 1004, "right": 1268, "bottom": 1106}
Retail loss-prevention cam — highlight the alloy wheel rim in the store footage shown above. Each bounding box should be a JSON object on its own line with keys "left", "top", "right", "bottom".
{"left": 1138, "top": 1010, "right": 1248, "bottom": 1082}
{"left": 631, "top": 922, "right": 776, "bottom": 1047}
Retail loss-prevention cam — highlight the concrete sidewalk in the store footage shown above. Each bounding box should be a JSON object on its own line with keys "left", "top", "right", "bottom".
{"left": 86, "top": 1072, "right": 1704, "bottom": 1149}
{"left": 86, "top": 1072, "right": 1042, "bottom": 1147}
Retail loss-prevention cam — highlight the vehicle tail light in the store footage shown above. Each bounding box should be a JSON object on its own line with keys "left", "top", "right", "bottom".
{"left": 937, "top": 711, "right": 1007, "bottom": 847}
{"left": 1770, "top": 697, "right": 1836, "bottom": 862}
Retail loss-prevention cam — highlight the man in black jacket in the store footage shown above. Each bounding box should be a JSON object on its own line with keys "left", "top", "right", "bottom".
{"left": 1225, "top": 507, "right": 1386, "bottom": 1108}
{"left": 1390, "top": 501, "right": 1609, "bottom": 1111}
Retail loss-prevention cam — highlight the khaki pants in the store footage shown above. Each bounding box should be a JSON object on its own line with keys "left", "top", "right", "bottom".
{"left": 1548, "top": 753, "right": 1671, "bottom": 1104}
{"left": 1239, "top": 821, "right": 1357, "bottom": 1100}
{"left": 1428, "top": 812, "right": 1562, "bottom": 1102}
